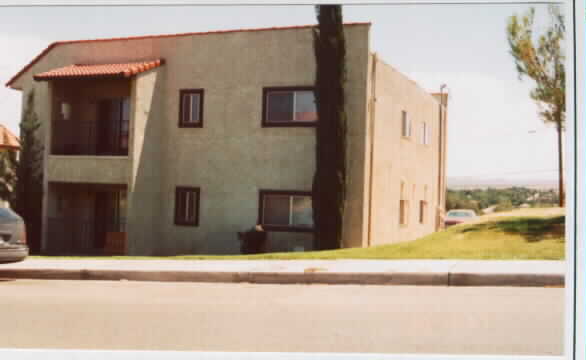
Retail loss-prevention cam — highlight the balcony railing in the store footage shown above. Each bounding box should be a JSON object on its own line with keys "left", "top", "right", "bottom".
{"left": 51, "top": 120, "right": 128, "bottom": 156}
{"left": 46, "top": 216, "right": 126, "bottom": 255}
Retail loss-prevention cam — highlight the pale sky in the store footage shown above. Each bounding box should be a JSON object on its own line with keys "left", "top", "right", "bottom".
{"left": 0, "top": 3, "right": 565, "bottom": 182}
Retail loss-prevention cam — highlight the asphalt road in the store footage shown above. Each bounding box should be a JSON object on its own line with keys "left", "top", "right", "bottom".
{"left": 0, "top": 279, "right": 564, "bottom": 355}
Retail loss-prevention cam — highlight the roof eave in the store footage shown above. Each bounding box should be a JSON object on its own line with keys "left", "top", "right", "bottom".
{"left": 5, "top": 22, "right": 370, "bottom": 89}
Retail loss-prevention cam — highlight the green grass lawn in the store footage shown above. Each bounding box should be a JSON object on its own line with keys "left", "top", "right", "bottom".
{"left": 33, "top": 213, "right": 565, "bottom": 261}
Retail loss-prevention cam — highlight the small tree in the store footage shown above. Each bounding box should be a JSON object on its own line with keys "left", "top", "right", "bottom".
{"left": 0, "top": 149, "right": 18, "bottom": 202}
{"left": 312, "top": 5, "right": 348, "bottom": 250}
{"left": 11, "top": 90, "right": 44, "bottom": 254}
{"left": 507, "top": 5, "right": 565, "bottom": 207}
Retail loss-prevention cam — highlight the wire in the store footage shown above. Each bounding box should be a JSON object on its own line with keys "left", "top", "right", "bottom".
{"left": 452, "top": 169, "right": 559, "bottom": 178}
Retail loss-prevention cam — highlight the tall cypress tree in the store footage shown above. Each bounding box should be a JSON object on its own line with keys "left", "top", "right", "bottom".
{"left": 11, "top": 90, "right": 44, "bottom": 254}
{"left": 312, "top": 5, "right": 347, "bottom": 250}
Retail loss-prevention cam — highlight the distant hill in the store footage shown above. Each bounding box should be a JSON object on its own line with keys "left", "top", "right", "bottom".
{"left": 447, "top": 177, "right": 558, "bottom": 190}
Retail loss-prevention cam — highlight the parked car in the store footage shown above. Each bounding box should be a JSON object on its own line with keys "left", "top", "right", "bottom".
{"left": 444, "top": 209, "right": 478, "bottom": 227}
{"left": 0, "top": 208, "right": 28, "bottom": 264}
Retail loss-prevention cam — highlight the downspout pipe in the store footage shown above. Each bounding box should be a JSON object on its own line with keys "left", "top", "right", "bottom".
{"left": 366, "top": 53, "right": 377, "bottom": 247}
{"left": 436, "top": 84, "right": 447, "bottom": 231}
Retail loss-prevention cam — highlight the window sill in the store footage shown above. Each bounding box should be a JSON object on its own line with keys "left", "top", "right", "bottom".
{"left": 49, "top": 155, "right": 129, "bottom": 160}
{"left": 262, "top": 121, "right": 317, "bottom": 128}
{"left": 260, "top": 225, "right": 314, "bottom": 233}
{"left": 174, "top": 221, "right": 199, "bottom": 227}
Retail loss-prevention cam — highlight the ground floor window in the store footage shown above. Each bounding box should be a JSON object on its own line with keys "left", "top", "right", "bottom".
{"left": 419, "top": 200, "right": 427, "bottom": 224}
{"left": 175, "top": 187, "right": 200, "bottom": 226}
{"left": 400, "top": 199, "right": 409, "bottom": 226}
{"left": 259, "top": 190, "right": 313, "bottom": 231}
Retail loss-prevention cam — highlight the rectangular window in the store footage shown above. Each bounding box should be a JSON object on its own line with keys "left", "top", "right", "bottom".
{"left": 401, "top": 110, "right": 411, "bottom": 138}
{"left": 400, "top": 199, "right": 409, "bottom": 226}
{"left": 174, "top": 187, "right": 200, "bottom": 226}
{"left": 179, "top": 89, "right": 204, "bottom": 128}
{"left": 422, "top": 122, "right": 431, "bottom": 145}
{"left": 263, "top": 87, "right": 317, "bottom": 127}
{"left": 419, "top": 200, "right": 427, "bottom": 224}
{"left": 259, "top": 190, "right": 313, "bottom": 231}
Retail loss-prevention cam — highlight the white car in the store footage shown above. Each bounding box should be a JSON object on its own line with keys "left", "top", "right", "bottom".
{"left": 445, "top": 209, "right": 477, "bottom": 227}
{"left": 0, "top": 208, "right": 28, "bottom": 264}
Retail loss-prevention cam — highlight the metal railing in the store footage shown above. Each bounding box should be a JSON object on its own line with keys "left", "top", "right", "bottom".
{"left": 46, "top": 216, "right": 126, "bottom": 255}
{"left": 51, "top": 120, "right": 128, "bottom": 156}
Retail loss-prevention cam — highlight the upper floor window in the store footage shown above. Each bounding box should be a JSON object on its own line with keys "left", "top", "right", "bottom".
{"left": 179, "top": 89, "right": 204, "bottom": 128}
{"left": 174, "top": 187, "right": 200, "bottom": 226}
{"left": 262, "top": 87, "right": 317, "bottom": 127}
{"left": 259, "top": 190, "right": 313, "bottom": 231}
{"left": 422, "top": 122, "right": 430, "bottom": 145}
{"left": 401, "top": 110, "right": 411, "bottom": 138}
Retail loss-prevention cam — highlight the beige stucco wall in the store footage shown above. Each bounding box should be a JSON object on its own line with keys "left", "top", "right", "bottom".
{"left": 46, "top": 156, "right": 129, "bottom": 184}
{"left": 126, "top": 68, "right": 165, "bottom": 255}
{"left": 154, "top": 25, "right": 370, "bottom": 255}
{"left": 365, "top": 54, "right": 446, "bottom": 245}
{"left": 12, "top": 24, "right": 371, "bottom": 255}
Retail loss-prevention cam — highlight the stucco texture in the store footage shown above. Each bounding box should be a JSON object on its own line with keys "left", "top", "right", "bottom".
{"left": 366, "top": 54, "right": 446, "bottom": 245}
{"left": 14, "top": 25, "right": 372, "bottom": 255}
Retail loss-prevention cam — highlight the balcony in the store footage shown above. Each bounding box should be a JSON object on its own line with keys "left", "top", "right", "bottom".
{"left": 46, "top": 216, "right": 127, "bottom": 255}
{"left": 45, "top": 183, "right": 127, "bottom": 255}
{"left": 49, "top": 77, "right": 131, "bottom": 156}
{"left": 51, "top": 119, "right": 128, "bottom": 156}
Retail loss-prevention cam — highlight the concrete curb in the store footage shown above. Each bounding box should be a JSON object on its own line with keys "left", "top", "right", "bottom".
{"left": 0, "top": 268, "right": 565, "bottom": 287}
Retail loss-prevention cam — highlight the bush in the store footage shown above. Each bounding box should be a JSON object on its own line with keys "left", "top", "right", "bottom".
{"left": 237, "top": 226, "right": 267, "bottom": 254}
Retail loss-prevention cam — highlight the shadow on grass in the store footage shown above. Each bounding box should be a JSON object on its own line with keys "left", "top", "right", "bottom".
{"left": 459, "top": 216, "right": 565, "bottom": 243}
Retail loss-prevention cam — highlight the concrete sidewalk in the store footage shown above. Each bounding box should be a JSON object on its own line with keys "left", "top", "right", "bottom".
{"left": 0, "top": 259, "right": 565, "bottom": 287}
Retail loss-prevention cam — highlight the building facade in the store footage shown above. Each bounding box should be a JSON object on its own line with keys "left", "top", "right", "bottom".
{"left": 5, "top": 23, "right": 448, "bottom": 255}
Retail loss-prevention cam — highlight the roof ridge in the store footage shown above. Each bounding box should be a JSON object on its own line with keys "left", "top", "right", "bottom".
{"left": 5, "top": 22, "right": 371, "bottom": 89}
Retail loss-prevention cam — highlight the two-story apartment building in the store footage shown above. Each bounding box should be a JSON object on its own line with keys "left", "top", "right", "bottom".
{"left": 5, "top": 22, "right": 448, "bottom": 256}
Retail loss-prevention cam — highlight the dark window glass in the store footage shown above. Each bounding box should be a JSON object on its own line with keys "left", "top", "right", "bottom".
{"left": 267, "top": 92, "right": 294, "bottom": 122}
{"left": 179, "top": 90, "right": 204, "bottom": 128}
{"left": 175, "top": 187, "right": 200, "bottom": 226}
{"left": 264, "top": 88, "right": 317, "bottom": 126}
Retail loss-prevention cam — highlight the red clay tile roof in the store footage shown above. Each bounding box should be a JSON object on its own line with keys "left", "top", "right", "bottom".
{"left": 6, "top": 22, "right": 370, "bottom": 89}
{"left": 0, "top": 125, "right": 20, "bottom": 150}
{"left": 33, "top": 59, "right": 164, "bottom": 81}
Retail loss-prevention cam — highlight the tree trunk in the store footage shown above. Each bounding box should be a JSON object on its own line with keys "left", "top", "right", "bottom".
{"left": 556, "top": 120, "right": 564, "bottom": 207}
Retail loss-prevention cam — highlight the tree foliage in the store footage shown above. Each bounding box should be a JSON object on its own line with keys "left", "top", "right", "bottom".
{"left": 447, "top": 187, "right": 560, "bottom": 213}
{"left": 0, "top": 149, "right": 18, "bottom": 202}
{"left": 507, "top": 5, "right": 565, "bottom": 206}
{"left": 312, "top": 5, "right": 347, "bottom": 250}
{"left": 11, "top": 90, "right": 44, "bottom": 254}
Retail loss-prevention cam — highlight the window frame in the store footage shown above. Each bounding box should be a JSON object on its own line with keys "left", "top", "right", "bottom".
{"left": 258, "top": 190, "right": 314, "bottom": 232}
{"left": 401, "top": 110, "right": 411, "bottom": 138}
{"left": 422, "top": 121, "right": 431, "bottom": 145}
{"left": 178, "top": 89, "right": 204, "bottom": 128}
{"left": 174, "top": 186, "right": 200, "bottom": 226}
{"left": 400, "top": 199, "right": 409, "bottom": 226}
{"left": 262, "top": 86, "right": 318, "bottom": 127}
{"left": 419, "top": 200, "right": 427, "bottom": 224}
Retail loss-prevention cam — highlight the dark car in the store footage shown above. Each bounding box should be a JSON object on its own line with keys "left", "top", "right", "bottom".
{"left": 444, "top": 209, "right": 478, "bottom": 227}
{"left": 0, "top": 208, "right": 28, "bottom": 264}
